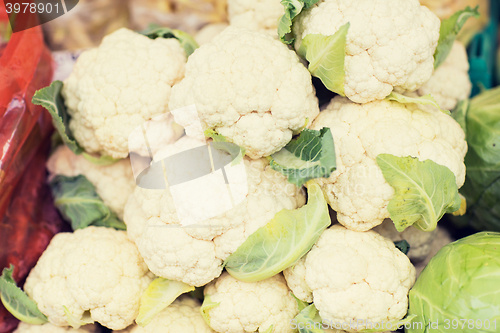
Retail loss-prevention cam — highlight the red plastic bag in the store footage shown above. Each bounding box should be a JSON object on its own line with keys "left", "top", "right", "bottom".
{"left": 0, "top": 4, "right": 65, "bottom": 332}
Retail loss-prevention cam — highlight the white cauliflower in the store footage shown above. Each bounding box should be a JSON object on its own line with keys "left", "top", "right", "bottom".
{"left": 284, "top": 225, "right": 416, "bottom": 332}
{"left": 227, "top": 0, "right": 284, "bottom": 37}
{"left": 310, "top": 96, "right": 467, "bottom": 231}
{"left": 113, "top": 298, "right": 214, "bottom": 333}
{"left": 62, "top": 28, "right": 186, "bottom": 159}
{"left": 169, "top": 27, "right": 319, "bottom": 159}
{"left": 46, "top": 145, "right": 136, "bottom": 219}
{"left": 373, "top": 219, "right": 438, "bottom": 262}
{"left": 124, "top": 136, "right": 305, "bottom": 287}
{"left": 24, "top": 227, "right": 153, "bottom": 330}
{"left": 293, "top": 0, "right": 440, "bottom": 103}
{"left": 13, "top": 323, "right": 98, "bottom": 333}
{"left": 203, "top": 273, "right": 298, "bottom": 333}
{"left": 195, "top": 23, "right": 229, "bottom": 45}
{"left": 415, "top": 41, "right": 472, "bottom": 110}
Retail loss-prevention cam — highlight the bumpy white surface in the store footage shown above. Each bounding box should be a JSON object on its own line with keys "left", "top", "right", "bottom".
{"left": 373, "top": 219, "right": 438, "bottom": 262}
{"left": 113, "top": 298, "right": 214, "bottom": 333}
{"left": 284, "top": 225, "right": 416, "bottom": 332}
{"left": 293, "top": 0, "right": 440, "bottom": 103}
{"left": 310, "top": 96, "right": 467, "bottom": 231}
{"left": 195, "top": 23, "right": 229, "bottom": 45}
{"left": 169, "top": 27, "right": 319, "bottom": 159}
{"left": 227, "top": 0, "right": 284, "bottom": 37}
{"left": 24, "top": 227, "right": 153, "bottom": 330}
{"left": 204, "top": 273, "right": 298, "bottom": 333}
{"left": 13, "top": 323, "right": 98, "bottom": 333}
{"left": 416, "top": 41, "right": 472, "bottom": 110}
{"left": 124, "top": 136, "right": 305, "bottom": 286}
{"left": 62, "top": 28, "right": 186, "bottom": 158}
{"left": 46, "top": 146, "right": 136, "bottom": 219}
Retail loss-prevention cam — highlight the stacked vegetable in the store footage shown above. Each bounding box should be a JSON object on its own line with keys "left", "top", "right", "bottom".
{"left": 1, "top": 0, "right": 499, "bottom": 333}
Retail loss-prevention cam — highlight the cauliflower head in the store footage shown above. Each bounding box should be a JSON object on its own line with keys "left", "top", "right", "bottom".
{"left": 169, "top": 27, "right": 319, "bottom": 159}
{"left": 373, "top": 219, "right": 438, "bottom": 262}
{"left": 46, "top": 145, "right": 136, "bottom": 219}
{"left": 114, "top": 298, "right": 214, "bottom": 333}
{"left": 62, "top": 28, "right": 186, "bottom": 159}
{"left": 227, "top": 0, "right": 284, "bottom": 37}
{"left": 293, "top": 0, "right": 440, "bottom": 103}
{"left": 124, "top": 136, "right": 305, "bottom": 286}
{"left": 415, "top": 41, "right": 472, "bottom": 110}
{"left": 203, "top": 272, "right": 298, "bottom": 333}
{"left": 284, "top": 225, "right": 416, "bottom": 332}
{"left": 24, "top": 227, "right": 153, "bottom": 330}
{"left": 310, "top": 96, "right": 467, "bottom": 231}
{"left": 13, "top": 323, "right": 98, "bottom": 333}
{"left": 195, "top": 23, "right": 229, "bottom": 45}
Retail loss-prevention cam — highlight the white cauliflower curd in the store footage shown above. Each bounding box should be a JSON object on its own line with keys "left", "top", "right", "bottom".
{"left": 292, "top": 0, "right": 441, "bottom": 103}
{"left": 124, "top": 136, "right": 305, "bottom": 287}
{"left": 310, "top": 96, "right": 467, "bottom": 231}
{"left": 113, "top": 298, "right": 214, "bottom": 333}
{"left": 23, "top": 227, "right": 153, "bottom": 330}
{"left": 415, "top": 41, "right": 472, "bottom": 110}
{"left": 284, "top": 225, "right": 416, "bottom": 332}
{"left": 13, "top": 323, "right": 98, "bottom": 333}
{"left": 46, "top": 146, "right": 136, "bottom": 219}
{"left": 169, "top": 27, "right": 319, "bottom": 159}
{"left": 227, "top": 0, "right": 284, "bottom": 37}
{"left": 62, "top": 28, "right": 186, "bottom": 159}
{"left": 373, "top": 219, "right": 438, "bottom": 262}
{"left": 203, "top": 273, "right": 298, "bottom": 333}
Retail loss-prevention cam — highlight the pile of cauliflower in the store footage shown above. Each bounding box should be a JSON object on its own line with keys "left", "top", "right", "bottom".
{"left": 9, "top": 0, "right": 473, "bottom": 332}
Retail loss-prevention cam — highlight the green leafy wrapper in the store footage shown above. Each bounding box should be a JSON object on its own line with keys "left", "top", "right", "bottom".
{"left": 0, "top": 265, "right": 48, "bottom": 325}
{"left": 376, "top": 154, "right": 461, "bottom": 232}
{"left": 297, "top": 23, "right": 349, "bottom": 96}
{"left": 224, "top": 182, "right": 330, "bottom": 282}
{"left": 141, "top": 24, "right": 199, "bottom": 57}
{"left": 434, "top": 7, "right": 479, "bottom": 69}
{"left": 50, "top": 175, "right": 127, "bottom": 231}
{"left": 269, "top": 128, "right": 336, "bottom": 187}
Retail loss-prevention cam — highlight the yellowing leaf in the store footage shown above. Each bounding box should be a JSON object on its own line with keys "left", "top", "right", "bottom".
{"left": 376, "top": 154, "right": 461, "bottom": 232}
{"left": 136, "top": 278, "right": 194, "bottom": 327}
{"left": 224, "top": 182, "right": 330, "bottom": 282}
{"left": 297, "top": 24, "right": 349, "bottom": 96}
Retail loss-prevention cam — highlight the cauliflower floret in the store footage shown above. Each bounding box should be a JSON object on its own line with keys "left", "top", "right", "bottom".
{"left": 24, "top": 227, "right": 153, "bottom": 330}
{"left": 227, "top": 0, "right": 284, "bottom": 37}
{"left": 415, "top": 41, "right": 472, "bottom": 110}
{"left": 46, "top": 145, "right": 136, "bottom": 219}
{"left": 169, "top": 27, "right": 319, "bottom": 159}
{"left": 204, "top": 273, "right": 298, "bottom": 333}
{"left": 293, "top": 0, "right": 440, "bottom": 103}
{"left": 373, "top": 219, "right": 438, "bottom": 262}
{"left": 14, "top": 323, "right": 98, "bottom": 333}
{"left": 195, "top": 23, "right": 229, "bottom": 45}
{"left": 282, "top": 256, "right": 313, "bottom": 303}
{"left": 310, "top": 96, "right": 467, "bottom": 231}
{"left": 62, "top": 28, "right": 186, "bottom": 159}
{"left": 113, "top": 298, "right": 214, "bottom": 333}
{"left": 284, "top": 225, "right": 416, "bottom": 332}
{"left": 124, "top": 136, "right": 305, "bottom": 287}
